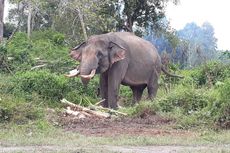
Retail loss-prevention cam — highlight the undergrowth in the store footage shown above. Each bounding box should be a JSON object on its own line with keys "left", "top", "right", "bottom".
{"left": 0, "top": 31, "right": 230, "bottom": 130}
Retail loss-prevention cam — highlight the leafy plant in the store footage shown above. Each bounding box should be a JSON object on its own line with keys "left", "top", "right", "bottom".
{"left": 12, "top": 70, "right": 69, "bottom": 101}
{"left": 0, "top": 95, "right": 44, "bottom": 124}
{"left": 190, "top": 61, "right": 230, "bottom": 86}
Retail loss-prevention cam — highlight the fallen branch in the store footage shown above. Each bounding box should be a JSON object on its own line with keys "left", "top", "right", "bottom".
{"left": 94, "top": 105, "right": 127, "bottom": 116}
{"left": 31, "top": 64, "right": 47, "bottom": 70}
{"left": 95, "top": 99, "right": 105, "bottom": 106}
{"left": 61, "top": 99, "right": 110, "bottom": 118}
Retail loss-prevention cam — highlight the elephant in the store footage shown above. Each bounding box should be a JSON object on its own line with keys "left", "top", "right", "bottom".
{"left": 66, "top": 32, "right": 182, "bottom": 109}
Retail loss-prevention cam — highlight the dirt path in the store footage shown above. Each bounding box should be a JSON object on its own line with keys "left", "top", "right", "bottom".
{"left": 1, "top": 144, "right": 230, "bottom": 153}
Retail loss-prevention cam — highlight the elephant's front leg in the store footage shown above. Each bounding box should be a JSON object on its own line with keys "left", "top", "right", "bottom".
{"left": 107, "top": 69, "right": 123, "bottom": 109}
{"left": 107, "top": 62, "right": 128, "bottom": 109}
{"left": 100, "top": 72, "right": 108, "bottom": 107}
{"left": 108, "top": 79, "right": 120, "bottom": 109}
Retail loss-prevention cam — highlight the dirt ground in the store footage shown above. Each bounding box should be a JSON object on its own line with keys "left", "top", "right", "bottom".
{"left": 1, "top": 144, "right": 230, "bottom": 153}
{"left": 59, "top": 111, "right": 191, "bottom": 137}
{"left": 1, "top": 110, "right": 229, "bottom": 153}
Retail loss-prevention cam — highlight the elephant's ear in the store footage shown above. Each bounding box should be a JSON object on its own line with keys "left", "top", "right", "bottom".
{"left": 109, "top": 42, "right": 126, "bottom": 65}
{"left": 70, "top": 42, "right": 86, "bottom": 61}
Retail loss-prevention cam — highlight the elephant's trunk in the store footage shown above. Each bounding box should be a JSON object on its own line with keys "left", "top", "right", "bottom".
{"left": 80, "top": 69, "right": 96, "bottom": 79}
{"left": 79, "top": 64, "right": 97, "bottom": 85}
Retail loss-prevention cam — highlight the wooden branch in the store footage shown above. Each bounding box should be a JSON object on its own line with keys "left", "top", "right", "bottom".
{"left": 95, "top": 99, "right": 105, "bottom": 106}
{"left": 30, "top": 64, "right": 47, "bottom": 70}
{"left": 95, "top": 106, "right": 127, "bottom": 116}
{"left": 61, "top": 99, "right": 110, "bottom": 118}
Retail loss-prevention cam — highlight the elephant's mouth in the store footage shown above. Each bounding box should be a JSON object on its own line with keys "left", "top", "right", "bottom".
{"left": 65, "top": 67, "right": 96, "bottom": 80}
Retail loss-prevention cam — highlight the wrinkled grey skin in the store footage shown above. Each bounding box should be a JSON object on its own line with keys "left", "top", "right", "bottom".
{"left": 69, "top": 32, "right": 167, "bottom": 108}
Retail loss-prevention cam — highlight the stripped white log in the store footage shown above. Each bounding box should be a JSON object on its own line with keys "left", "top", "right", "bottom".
{"left": 61, "top": 99, "right": 110, "bottom": 118}
{"left": 31, "top": 64, "right": 47, "bottom": 70}
{"left": 65, "top": 109, "right": 80, "bottom": 116}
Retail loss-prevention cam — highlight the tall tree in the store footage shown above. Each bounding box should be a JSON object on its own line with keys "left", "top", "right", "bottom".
{"left": 177, "top": 22, "right": 217, "bottom": 67}
{"left": 0, "top": 0, "right": 4, "bottom": 42}
{"left": 101, "top": 0, "right": 178, "bottom": 35}
{"left": 27, "top": 0, "right": 32, "bottom": 38}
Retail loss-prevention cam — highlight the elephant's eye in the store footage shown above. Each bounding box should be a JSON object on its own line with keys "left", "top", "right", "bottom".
{"left": 97, "top": 51, "right": 103, "bottom": 58}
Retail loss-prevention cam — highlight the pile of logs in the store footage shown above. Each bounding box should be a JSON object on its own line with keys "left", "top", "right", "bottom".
{"left": 61, "top": 99, "right": 127, "bottom": 119}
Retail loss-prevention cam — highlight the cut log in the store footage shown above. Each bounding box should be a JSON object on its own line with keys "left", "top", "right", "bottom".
{"left": 65, "top": 108, "right": 80, "bottom": 116}
{"left": 95, "top": 106, "right": 127, "bottom": 116}
{"left": 95, "top": 99, "right": 106, "bottom": 106}
{"left": 61, "top": 99, "right": 110, "bottom": 118}
{"left": 31, "top": 64, "right": 47, "bottom": 70}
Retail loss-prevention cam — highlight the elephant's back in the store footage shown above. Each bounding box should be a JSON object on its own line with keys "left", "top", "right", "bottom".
{"left": 112, "top": 32, "right": 161, "bottom": 84}
{"left": 113, "top": 32, "right": 160, "bottom": 64}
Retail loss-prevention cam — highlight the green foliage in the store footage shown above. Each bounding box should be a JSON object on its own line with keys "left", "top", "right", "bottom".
{"left": 12, "top": 70, "right": 69, "bottom": 101}
{"left": 31, "top": 29, "right": 65, "bottom": 46}
{"left": 190, "top": 61, "right": 230, "bottom": 86}
{"left": 128, "top": 62, "right": 230, "bottom": 129}
{"left": 3, "top": 30, "right": 72, "bottom": 73}
{"left": 3, "top": 22, "right": 15, "bottom": 38}
{"left": 9, "top": 70, "right": 98, "bottom": 106}
{"left": 132, "top": 101, "right": 159, "bottom": 117}
{"left": 64, "top": 78, "right": 99, "bottom": 106}
{"left": 119, "top": 85, "right": 132, "bottom": 106}
{"left": 0, "top": 44, "right": 8, "bottom": 72}
{"left": 213, "top": 78, "right": 230, "bottom": 128}
{"left": 156, "top": 86, "right": 209, "bottom": 114}
{"left": 6, "top": 32, "right": 35, "bottom": 71}
{"left": 0, "top": 95, "right": 44, "bottom": 124}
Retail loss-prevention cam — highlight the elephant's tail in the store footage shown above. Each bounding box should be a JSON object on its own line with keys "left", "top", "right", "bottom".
{"left": 161, "top": 66, "right": 184, "bottom": 78}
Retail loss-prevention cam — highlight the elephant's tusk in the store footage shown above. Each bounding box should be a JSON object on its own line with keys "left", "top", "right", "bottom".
{"left": 65, "top": 69, "right": 80, "bottom": 77}
{"left": 80, "top": 69, "right": 96, "bottom": 79}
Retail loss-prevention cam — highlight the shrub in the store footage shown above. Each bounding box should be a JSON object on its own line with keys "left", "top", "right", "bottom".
{"left": 64, "top": 77, "right": 99, "bottom": 106}
{"left": 190, "top": 61, "right": 230, "bottom": 86}
{"left": 156, "top": 86, "right": 209, "bottom": 114}
{"left": 6, "top": 32, "right": 35, "bottom": 71}
{"left": 132, "top": 101, "right": 159, "bottom": 117}
{"left": 0, "top": 95, "right": 44, "bottom": 124}
{"left": 10, "top": 70, "right": 99, "bottom": 106}
{"left": 213, "top": 78, "right": 230, "bottom": 128}
{"left": 5, "top": 30, "right": 71, "bottom": 73}
{"left": 0, "top": 44, "right": 8, "bottom": 72}
{"left": 12, "top": 70, "right": 69, "bottom": 101}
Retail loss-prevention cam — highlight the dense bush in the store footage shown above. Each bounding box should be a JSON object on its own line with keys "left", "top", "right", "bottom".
{"left": 5, "top": 32, "right": 35, "bottom": 71}
{"left": 0, "top": 95, "right": 44, "bottom": 124}
{"left": 190, "top": 61, "right": 230, "bottom": 86}
{"left": 4, "top": 30, "right": 74, "bottom": 73}
{"left": 213, "top": 78, "right": 230, "bottom": 128}
{"left": 10, "top": 70, "right": 99, "bottom": 105}
{"left": 156, "top": 86, "right": 209, "bottom": 114}
{"left": 12, "top": 70, "right": 69, "bottom": 101}
{"left": 0, "top": 44, "right": 8, "bottom": 72}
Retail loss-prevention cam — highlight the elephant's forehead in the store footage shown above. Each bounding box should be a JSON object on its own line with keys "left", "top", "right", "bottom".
{"left": 88, "top": 37, "right": 106, "bottom": 44}
{"left": 83, "top": 45, "right": 97, "bottom": 53}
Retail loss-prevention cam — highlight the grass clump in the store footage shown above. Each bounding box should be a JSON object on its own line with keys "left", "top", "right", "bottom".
{"left": 9, "top": 70, "right": 99, "bottom": 106}
{"left": 128, "top": 61, "right": 230, "bottom": 129}
{"left": 0, "top": 94, "right": 44, "bottom": 124}
{"left": 12, "top": 70, "right": 69, "bottom": 101}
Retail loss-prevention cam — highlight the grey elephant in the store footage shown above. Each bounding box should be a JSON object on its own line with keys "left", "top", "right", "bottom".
{"left": 66, "top": 32, "right": 182, "bottom": 109}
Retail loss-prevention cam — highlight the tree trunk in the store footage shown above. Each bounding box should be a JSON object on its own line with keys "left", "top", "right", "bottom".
{"left": 27, "top": 1, "right": 32, "bottom": 39}
{"left": 127, "top": 17, "right": 133, "bottom": 32}
{"left": 0, "top": 0, "right": 4, "bottom": 43}
{"left": 76, "top": 8, "right": 87, "bottom": 41}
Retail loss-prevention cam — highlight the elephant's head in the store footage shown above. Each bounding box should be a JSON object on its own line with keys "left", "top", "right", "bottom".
{"left": 66, "top": 35, "right": 127, "bottom": 85}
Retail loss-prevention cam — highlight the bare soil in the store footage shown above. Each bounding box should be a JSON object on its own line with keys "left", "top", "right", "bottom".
{"left": 59, "top": 111, "right": 192, "bottom": 137}
{"left": 1, "top": 111, "right": 229, "bottom": 153}
{"left": 1, "top": 144, "right": 230, "bottom": 153}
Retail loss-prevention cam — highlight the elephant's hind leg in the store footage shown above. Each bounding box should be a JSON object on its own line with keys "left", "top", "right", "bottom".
{"left": 130, "top": 85, "right": 146, "bottom": 104}
{"left": 147, "top": 69, "right": 159, "bottom": 100}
